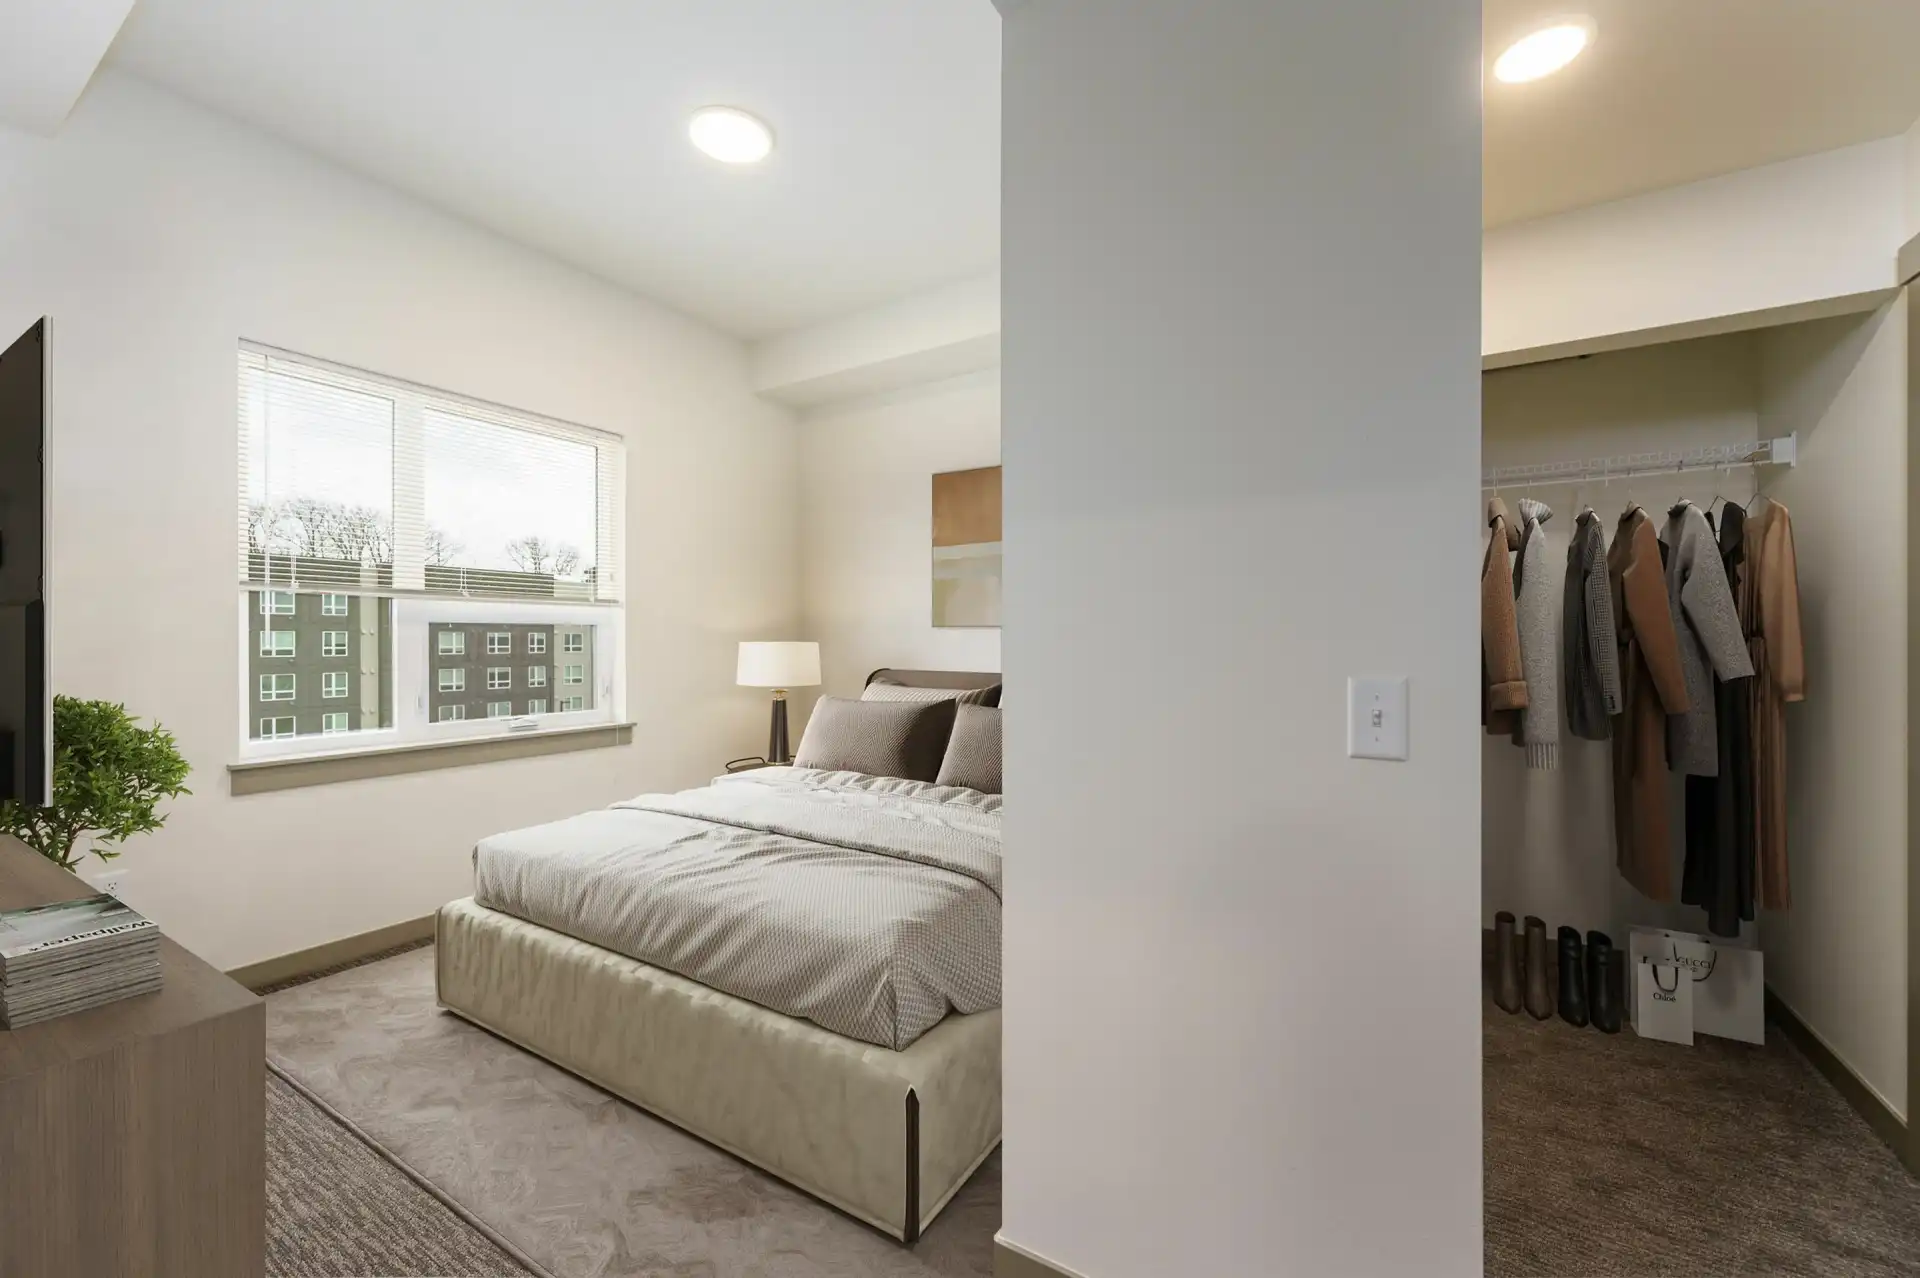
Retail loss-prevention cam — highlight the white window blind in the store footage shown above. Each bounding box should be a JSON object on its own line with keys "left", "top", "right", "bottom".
{"left": 238, "top": 345, "right": 624, "bottom": 603}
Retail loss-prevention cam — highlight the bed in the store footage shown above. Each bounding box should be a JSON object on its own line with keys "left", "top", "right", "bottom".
{"left": 435, "top": 669, "right": 1002, "bottom": 1243}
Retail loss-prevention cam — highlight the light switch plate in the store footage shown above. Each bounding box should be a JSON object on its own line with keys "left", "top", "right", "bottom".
{"left": 1347, "top": 676, "right": 1409, "bottom": 761}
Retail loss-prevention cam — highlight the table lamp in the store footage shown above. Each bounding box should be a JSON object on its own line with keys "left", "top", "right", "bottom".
{"left": 737, "top": 641, "right": 821, "bottom": 765}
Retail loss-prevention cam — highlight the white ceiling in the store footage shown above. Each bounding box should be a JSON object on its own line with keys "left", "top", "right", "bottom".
{"left": 1486, "top": 0, "right": 1920, "bottom": 227}
{"left": 0, "top": 0, "right": 135, "bottom": 135}
{"left": 107, "top": 0, "right": 1001, "bottom": 339}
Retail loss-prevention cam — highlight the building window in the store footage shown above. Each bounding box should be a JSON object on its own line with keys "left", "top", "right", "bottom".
{"left": 259, "top": 716, "right": 296, "bottom": 739}
{"left": 487, "top": 632, "right": 511, "bottom": 654}
{"left": 322, "top": 671, "right": 349, "bottom": 699}
{"left": 527, "top": 633, "right": 547, "bottom": 655}
{"left": 321, "top": 631, "right": 350, "bottom": 657}
{"left": 260, "top": 590, "right": 294, "bottom": 616}
{"left": 526, "top": 666, "right": 547, "bottom": 688}
{"left": 438, "top": 668, "right": 465, "bottom": 693}
{"left": 487, "top": 667, "right": 511, "bottom": 690}
{"left": 321, "top": 712, "right": 350, "bottom": 734}
{"left": 559, "top": 696, "right": 585, "bottom": 712}
{"left": 562, "top": 664, "right": 584, "bottom": 685}
{"left": 259, "top": 673, "right": 295, "bottom": 701}
{"left": 438, "top": 630, "right": 466, "bottom": 656}
{"left": 527, "top": 699, "right": 548, "bottom": 715}
{"left": 259, "top": 630, "right": 296, "bottom": 658}
{"left": 562, "top": 632, "right": 585, "bottom": 654}
{"left": 437, "top": 704, "right": 467, "bottom": 722}
{"left": 487, "top": 701, "right": 512, "bottom": 718}
{"left": 321, "top": 593, "right": 350, "bottom": 616}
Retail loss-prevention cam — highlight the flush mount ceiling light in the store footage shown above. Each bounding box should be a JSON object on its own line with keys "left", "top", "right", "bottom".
{"left": 689, "top": 106, "right": 775, "bottom": 165}
{"left": 1494, "top": 18, "right": 1595, "bottom": 83}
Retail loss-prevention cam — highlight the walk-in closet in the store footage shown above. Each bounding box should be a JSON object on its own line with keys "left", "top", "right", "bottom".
{"left": 1480, "top": 297, "right": 1915, "bottom": 1273}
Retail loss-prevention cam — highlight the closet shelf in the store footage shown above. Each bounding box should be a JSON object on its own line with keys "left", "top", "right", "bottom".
{"left": 1482, "top": 433, "right": 1797, "bottom": 492}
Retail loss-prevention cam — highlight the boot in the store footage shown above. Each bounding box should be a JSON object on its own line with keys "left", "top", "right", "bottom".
{"left": 1522, "top": 916, "right": 1553, "bottom": 1021}
{"left": 1492, "top": 912, "right": 1523, "bottom": 1013}
{"left": 1587, "top": 931, "right": 1621, "bottom": 1034}
{"left": 1556, "top": 927, "right": 1588, "bottom": 1027}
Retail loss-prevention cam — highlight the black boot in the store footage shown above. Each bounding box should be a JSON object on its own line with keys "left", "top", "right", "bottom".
{"left": 1587, "top": 931, "right": 1621, "bottom": 1033}
{"left": 1492, "top": 912, "right": 1522, "bottom": 1014}
{"left": 1522, "top": 916, "right": 1553, "bottom": 1021}
{"left": 1556, "top": 927, "right": 1588, "bottom": 1027}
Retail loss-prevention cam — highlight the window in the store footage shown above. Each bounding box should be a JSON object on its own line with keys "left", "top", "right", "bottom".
{"left": 259, "top": 673, "right": 295, "bottom": 701}
{"left": 321, "top": 712, "right": 350, "bottom": 734}
{"left": 562, "top": 664, "right": 584, "bottom": 685}
{"left": 526, "top": 666, "right": 547, "bottom": 688}
{"left": 487, "top": 701, "right": 512, "bottom": 718}
{"left": 259, "top": 630, "right": 296, "bottom": 658}
{"left": 487, "top": 668, "right": 511, "bottom": 690}
{"left": 259, "top": 716, "right": 296, "bottom": 739}
{"left": 562, "top": 632, "right": 585, "bottom": 654}
{"left": 559, "top": 696, "right": 586, "bottom": 712}
{"left": 322, "top": 671, "right": 349, "bottom": 699}
{"left": 239, "top": 344, "right": 624, "bottom": 760}
{"left": 526, "top": 699, "right": 548, "bottom": 715}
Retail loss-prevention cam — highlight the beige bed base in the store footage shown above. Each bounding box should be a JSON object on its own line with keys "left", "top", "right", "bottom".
{"left": 434, "top": 897, "right": 1000, "bottom": 1243}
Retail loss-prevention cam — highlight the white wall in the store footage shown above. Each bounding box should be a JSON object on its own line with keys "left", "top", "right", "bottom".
{"left": 753, "top": 270, "right": 999, "bottom": 407}
{"left": 1482, "top": 335, "right": 1764, "bottom": 940}
{"left": 797, "top": 371, "right": 1000, "bottom": 708}
{"left": 0, "top": 72, "right": 798, "bottom": 970}
{"left": 1758, "top": 304, "right": 1910, "bottom": 1118}
{"left": 1000, "top": 2, "right": 1482, "bottom": 1276}
{"left": 1904, "top": 115, "right": 1920, "bottom": 243}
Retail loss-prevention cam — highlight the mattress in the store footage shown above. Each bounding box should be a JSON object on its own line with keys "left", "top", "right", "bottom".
{"left": 471, "top": 767, "right": 1002, "bottom": 1050}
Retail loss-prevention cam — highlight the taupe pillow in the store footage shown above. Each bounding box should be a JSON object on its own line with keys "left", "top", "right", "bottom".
{"left": 935, "top": 704, "right": 1002, "bottom": 794}
{"left": 861, "top": 678, "right": 1002, "bottom": 707}
{"left": 793, "top": 697, "right": 957, "bottom": 782}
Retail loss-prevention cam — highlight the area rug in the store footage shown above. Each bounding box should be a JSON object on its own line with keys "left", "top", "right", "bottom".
{"left": 264, "top": 947, "right": 998, "bottom": 1278}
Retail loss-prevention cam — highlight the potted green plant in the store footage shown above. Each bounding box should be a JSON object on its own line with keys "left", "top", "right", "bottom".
{"left": 0, "top": 696, "right": 192, "bottom": 872}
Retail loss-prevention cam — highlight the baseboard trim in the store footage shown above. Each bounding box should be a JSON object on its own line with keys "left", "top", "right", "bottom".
{"left": 228, "top": 914, "right": 435, "bottom": 992}
{"left": 996, "top": 1237, "right": 1091, "bottom": 1278}
{"left": 1766, "top": 987, "right": 1908, "bottom": 1159}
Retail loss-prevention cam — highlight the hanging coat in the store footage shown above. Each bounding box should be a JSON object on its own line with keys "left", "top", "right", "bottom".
{"left": 1660, "top": 501, "right": 1755, "bottom": 776}
{"left": 1563, "top": 509, "right": 1622, "bottom": 740}
{"left": 1608, "top": 507, "right": 1691, "bottom": 900}
{"left": 1482, "top": 498, "right": 1528, "bottom": 730}
{"left": 1509, "top": 498, "right": 1558, "bottom": 769}
{"left": 1682, "top": 504, "right": 1756, "bottom": 937}
{"left": 1742, "top": 499, "right": 1806, "bottom": 910}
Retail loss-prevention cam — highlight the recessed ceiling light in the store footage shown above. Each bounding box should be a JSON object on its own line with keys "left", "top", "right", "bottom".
{"left": 1494, "top": 19, "right": 1594, "bottom": 84}
{"left": 689, "top": 107, "right": 774, "bottom": 165}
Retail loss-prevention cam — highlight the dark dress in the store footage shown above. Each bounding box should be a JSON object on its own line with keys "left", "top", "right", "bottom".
{"left": 1681, "top": 504, "right": 1757, "bottom": 936}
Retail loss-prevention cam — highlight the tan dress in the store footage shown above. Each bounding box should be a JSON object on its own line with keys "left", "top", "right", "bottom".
{"left": 1608, "top": 508, "right": 1691, "bottom": 900}
{"left": 1739, "top": 499, "right": 1806, "bottom": 909}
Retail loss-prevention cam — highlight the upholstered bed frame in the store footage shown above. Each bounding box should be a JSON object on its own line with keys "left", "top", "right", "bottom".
{"left": 436, "top": 670, "right": 1003, "bottom": 1244}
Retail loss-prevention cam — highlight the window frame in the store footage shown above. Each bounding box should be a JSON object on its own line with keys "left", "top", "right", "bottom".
{"left": 320, "top": 593, "right": 350, "bottom": 617}
{"left": 322, "top": 630, "right": 350, "bottom": 657}
{"left": 259, "top": 716, "right": 297, "bottom": 740}
{"left": 321, "top": 712, "right": 351, "bottom": 734}
{"left": 259, "top": 672, "right": 296, "bottom": 702}
{"left": 487, "top": 632, "right": 512, "bottom": 654}
{"left": 321, "top": 671, "right": 350, "bottom": 700}
{"left": 259, "top": 630, "right": 296, "bottom": 659}
{"left": 437, "top": 667, "right": 466, "bottom": 694}
{"left": 526, "top": 633, "right": 547, "bottom": 655}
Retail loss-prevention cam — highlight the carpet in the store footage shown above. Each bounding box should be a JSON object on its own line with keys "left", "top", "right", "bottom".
{"left": 265, "top": 947, "right": 998, "bottom": 1278}
{"left": 1485, "top": 997, "right": 1920, "bottom": 1276}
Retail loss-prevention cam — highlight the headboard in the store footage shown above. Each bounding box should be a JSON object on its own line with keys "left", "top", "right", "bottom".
{"left": 865, "top": 668, "right": 1001, "bottom": 691}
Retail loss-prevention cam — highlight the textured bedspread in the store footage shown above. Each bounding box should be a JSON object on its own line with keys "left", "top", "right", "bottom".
{"left": 470, "top": 768, "right": 1001, "bottom": 1049}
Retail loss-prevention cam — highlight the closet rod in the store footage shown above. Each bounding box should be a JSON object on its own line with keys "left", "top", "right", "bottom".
{"left": 1482, "top": 432, "right": 1797, "bottom": 492}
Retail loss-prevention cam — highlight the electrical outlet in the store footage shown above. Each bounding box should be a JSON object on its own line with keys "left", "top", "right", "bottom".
{"left": 98, "top": 873, "right": 126, "bottom": 899}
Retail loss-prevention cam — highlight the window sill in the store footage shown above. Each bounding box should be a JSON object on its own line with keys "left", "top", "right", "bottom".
{"left": 227, "top": 721, "right": 634, "bottom": 796}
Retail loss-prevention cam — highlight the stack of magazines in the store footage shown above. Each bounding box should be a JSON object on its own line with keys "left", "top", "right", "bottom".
{"left": 0, "top": 894, "right": 162, "bottom": 1028}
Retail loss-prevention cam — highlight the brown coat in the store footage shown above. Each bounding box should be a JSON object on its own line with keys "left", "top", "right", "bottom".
{"left": 1483, "top": 498, "right": 1528, "bottom": 730}
{"left": 1740, "top": 499, "right": 1806, "bottom": 909}
{"left": 1608, "top": 507, "right": 1691, "bottom": 899}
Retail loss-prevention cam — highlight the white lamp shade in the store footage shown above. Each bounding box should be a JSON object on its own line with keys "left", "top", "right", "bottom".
{"left": 737, "top": 641, "right": 821, "bottom": 689}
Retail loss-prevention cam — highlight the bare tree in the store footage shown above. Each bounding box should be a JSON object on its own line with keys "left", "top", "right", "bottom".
{"left": 505, "top": 535, "right": 583, "bottom": 577}
{"left": 424, "top": 527, "right": 462, "bottom": 567}
{"left": 331, "top": 505, "right": 393, "bottom": 564}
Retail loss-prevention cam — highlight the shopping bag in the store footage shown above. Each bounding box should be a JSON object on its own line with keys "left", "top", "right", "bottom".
{"left": 1628, "top": 926, "right": 1763, "bottom": 1045}
{"left": 1632, "top": 960, "right": 1694, "bottom": 1045}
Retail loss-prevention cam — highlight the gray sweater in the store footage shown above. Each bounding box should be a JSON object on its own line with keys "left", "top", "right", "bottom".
{"left": 1562, "top": 509, "right": 1622, "bottom": 740}
{"left": 1661, "top": 501, "right": 1755, "bottom": 776}
{"left": 1510, "top": 498, "right": 1558, "bottom": 769}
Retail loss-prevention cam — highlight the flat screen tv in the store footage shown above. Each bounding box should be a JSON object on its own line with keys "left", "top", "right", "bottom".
{"left": 0, "top": 319, "right": 47, "bottom": 806}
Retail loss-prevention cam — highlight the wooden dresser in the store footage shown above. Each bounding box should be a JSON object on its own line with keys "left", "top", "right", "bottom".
{"left": 0, "top": 836, "right": 264, "bottom": 1277}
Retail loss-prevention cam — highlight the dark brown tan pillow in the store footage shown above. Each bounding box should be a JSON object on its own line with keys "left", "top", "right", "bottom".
{"left": 793, "top": 696, "right": 957, "bottom": 782}
{"left": 935, "top": 704, "right": 1002, "bottom": 794}
{"left": 861, "top": 678, "right": 1001, "bottom": 707}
